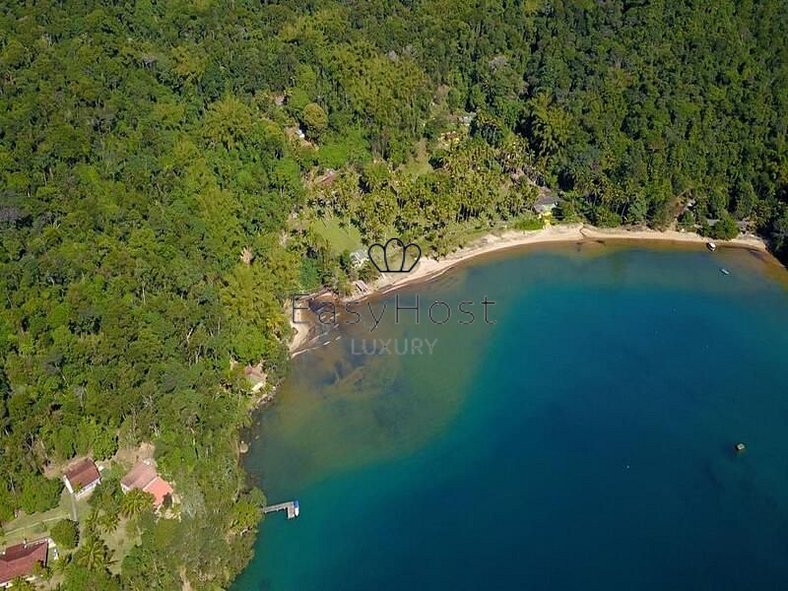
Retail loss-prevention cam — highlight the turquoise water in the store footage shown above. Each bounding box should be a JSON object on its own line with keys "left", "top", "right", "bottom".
{"left": 233, "top": 243, "right": 788, "bottom": 591}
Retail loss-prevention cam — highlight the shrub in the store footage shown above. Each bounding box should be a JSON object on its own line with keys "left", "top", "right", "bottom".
{"left": 709, "top": 213, "right": 739, "bottom": 240}
{"left": 514, "top": 215, "right": 545, "bottom": 231}
{"left": 50, "top": 519, "right": 79, "bottom": 550}
{"left": 302, "top": 103, "right": 328, "bottom": 140}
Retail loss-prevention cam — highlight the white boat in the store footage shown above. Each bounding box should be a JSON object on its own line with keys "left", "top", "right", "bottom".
{"left": 720, "top": 268, "right": 730, "bottom": 275}
{"left": 707, "top": 242, "right": 717, "bottom": 252}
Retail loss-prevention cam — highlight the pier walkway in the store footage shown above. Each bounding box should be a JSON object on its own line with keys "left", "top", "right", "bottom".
{"left": 262, "top": 500, "right": 300, "bottom": 519}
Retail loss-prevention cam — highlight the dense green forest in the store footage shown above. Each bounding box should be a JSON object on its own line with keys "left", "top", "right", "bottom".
{"left": 1, "top": 0, "right": 785, "bottom": 588}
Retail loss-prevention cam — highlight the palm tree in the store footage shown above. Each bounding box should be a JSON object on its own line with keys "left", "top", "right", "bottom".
{"left": 97, "top": 510, "right": 120, "bottom": 534}
{"left": 529, "top": 93, "right": 572, "bottom": 160}
{"left": 120, "top": 489, "right": 153, "bottom": 519}
{"left": 75, "top": 535, "right": 110, "bottom": 571}
{"left": 9, "top": 578, "right": 36, "bottom": 591}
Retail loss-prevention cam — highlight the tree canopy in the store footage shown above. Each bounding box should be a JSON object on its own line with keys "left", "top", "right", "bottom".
{"left": 0, "top": 0, "right": 785, "bottom": 588}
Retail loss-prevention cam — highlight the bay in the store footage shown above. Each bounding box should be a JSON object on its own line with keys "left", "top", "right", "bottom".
{"left": 233, "top": 242, "right": 788, "bottom": 591}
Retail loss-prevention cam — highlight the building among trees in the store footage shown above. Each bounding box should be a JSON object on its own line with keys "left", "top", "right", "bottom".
{"left": 244, "top": 364, "right": 267, "bottom": 394}
{"left": 121, "top": 461, "right": 174, "bottom": 510}
{"left": 0, "top": 539, "right": 49, "bottom": 588}
{"left": 62, "top": 459, "right": 101, "bottom": 500}
{"left": 534, "top": 194, "right": 559, "bottom": 217}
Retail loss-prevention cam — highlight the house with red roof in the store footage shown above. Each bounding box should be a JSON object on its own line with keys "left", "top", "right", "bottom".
{"left": 244, "top": 364, "right": 266, "bottom": 393}
{"left": 120, "top": 461, "right": 174, "bottom": 509}
{"left": 62, "top": 458, "right": 101, "bottom": 500}
{"left": 0, "top": 539, "right": 48, "bottom": 588}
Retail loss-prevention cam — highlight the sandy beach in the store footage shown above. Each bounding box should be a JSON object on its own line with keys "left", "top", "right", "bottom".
{"left": 289, "top": 223, "right": 769, "bottom": 354}
{"left": 288, "top": 302, "right": 315, "bottom": 355}
{"left": 365, "top": 224, "right": 770, "bottom": 301}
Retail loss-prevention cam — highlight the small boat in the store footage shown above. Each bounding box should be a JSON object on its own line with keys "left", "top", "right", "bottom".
{"left": 720, "top": 268, "right": 730, "bottom": 275}
{"left": 707, "top": 242, "right": 717, "bottom": 252}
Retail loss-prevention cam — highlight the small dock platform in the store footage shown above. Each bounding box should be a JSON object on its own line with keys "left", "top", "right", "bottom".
{"left": 263, "top": 500, "right": 300, "bottom": 519}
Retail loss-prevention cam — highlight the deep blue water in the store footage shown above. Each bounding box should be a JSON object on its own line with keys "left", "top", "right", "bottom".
{"left": 233, "top": 243, "right": 788, "bottom": 591}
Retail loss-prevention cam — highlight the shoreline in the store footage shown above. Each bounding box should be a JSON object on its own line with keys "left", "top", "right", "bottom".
{"left": 288, "top": 223, "right": 772, "bottom": 354}
{"left": 288, "top": 304, "right": 314, "bottom": 357}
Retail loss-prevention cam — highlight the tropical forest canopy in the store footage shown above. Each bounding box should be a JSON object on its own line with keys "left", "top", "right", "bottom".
{"left": 0, "top": 0, "right": 786, "bottom": 589}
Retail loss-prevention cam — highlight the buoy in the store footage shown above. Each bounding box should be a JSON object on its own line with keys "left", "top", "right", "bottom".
{"left": 735, "top": 442, "right": 746, "bottom": 453}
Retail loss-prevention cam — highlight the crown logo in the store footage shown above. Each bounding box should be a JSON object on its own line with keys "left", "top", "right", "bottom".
{"left": 367, "top": 238, "right": 422, "bottom": 273}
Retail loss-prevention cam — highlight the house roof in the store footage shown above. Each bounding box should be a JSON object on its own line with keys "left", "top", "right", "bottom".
{"left": 535, "top": 193, "right": 558, "bottom": 207}
{"left": 316, "top": 169, "right": 337, "bottom": 185}
{"left": 121, "top": 462, "right": 174, "bottom": 507}
{"left": 64, "top": 459, "right": 100, "bottom": 490}
{"left": 244, "top": 365, "right": 265, "bottom": 382}
{"left": 144, "top": 477, "right": 174, "bottom": 507}
{"left": 121, "top": 462, "right": 158, "bottom": 491}
{"left": 244, "top": 365, "right": 266, "bottom": 393}
{"left": 0, "top": 540, "right": 48, "bottom": 585}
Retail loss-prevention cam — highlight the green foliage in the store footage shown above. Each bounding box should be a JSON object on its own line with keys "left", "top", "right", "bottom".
{"left": 317, "top": 129, "right": 372, "bottom": 169}
{"left": 50, "top": 519, "right": 79, "bottom": 550}
{"left": 471, "top": 113, "right": 507, "bottom": 148}
{"left": 95, "top": 510, "right": 119, "bottom": 535}
{"left": 0, "top": 1, "right": 785, "bottom": 589}
{"left": 678, "top": 209, "right": 696, "bottom": 231}
{"left": 61, "top": 563, "right": 120, "bottom": 591}
{"left": 74, "top": 535, "right": 111, "bottom": 571}
{"left": 0, "top": 3, "right": 298, "bottom": 586}
{"left": 302, "top": 103, "right": 329, "bottom": 140}
{"left": 513, "top": 216, "right": 545, "bottom": 232}
{"left": 120, "top": 489, "right": 154, "bottom": 519}
{"left": 593, "top": 206, "right": 624, "bottom": 228}
{"left": 18, "top": 474, "right": 61, "bottom": 514}
{"left": 358, "top": 261, "right": 381, "bottom": 283}
{"left": 770, "top": 206, "right": 788, "bottom": 260}
{"left": 89, "top": 476, "right": 123, "bottom": 515}
{"left": 286, "top": 87, "right": 311, "bottom": 114}
{"left": 706, "top": 213, "right": 740, "bottom": 240}
{"left": 7, "top": 578, "right": 36, "bottom": 591}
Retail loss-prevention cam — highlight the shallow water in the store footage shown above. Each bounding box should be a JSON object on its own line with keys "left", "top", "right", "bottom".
{"left": 233, "top": 243, "right": 788, "bottom": 591}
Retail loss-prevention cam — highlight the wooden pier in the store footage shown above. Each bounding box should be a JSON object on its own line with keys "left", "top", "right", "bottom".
{"left": 263, "top": 500, "right": 300, "bottom": 519}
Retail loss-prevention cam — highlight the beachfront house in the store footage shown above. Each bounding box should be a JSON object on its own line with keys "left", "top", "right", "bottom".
{"left": 244, "top": 364, "right": 267, "bottom": 394}
{"left": 316, "top": 169, "right": 337, "bottom": 187}
{"left": 351, "top": 280, "right": 370, "bottom": 296}
{"left": 533, "top": 194, "right": 559, "bottom": 217}
{"left": 349, "top": 249, "right": 368, "bottom": 268}
{"left": 0, "top": 539, "right": 49, "bottom": 588}
{"left": 62, "top": 458, "right": 101, "bottom": 500}
{"left": 121, "top": 461, "right": 174, "bottom": 510}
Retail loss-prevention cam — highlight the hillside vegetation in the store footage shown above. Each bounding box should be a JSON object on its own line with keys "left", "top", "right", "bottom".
{"left": 1, "top": 1, "right": 785, "bottom": 588}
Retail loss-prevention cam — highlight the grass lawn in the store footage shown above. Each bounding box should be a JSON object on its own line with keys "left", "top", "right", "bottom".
{"left": 399, "top": 139, "right": 433, "bottom": 179}
{"left": 309, "top": 215, "right": 363, "bottom": 255}
{"left": 440, "top": 222, "right": 505, "bottom": 250}
{"left": 0, "top": 490, "right": 73, "bottom": 546}
{"left": 1, "top": 489, "right": 95, "bottom": 548}
{"left": 104, "top": 517, "right": 141, "bottom": 575}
